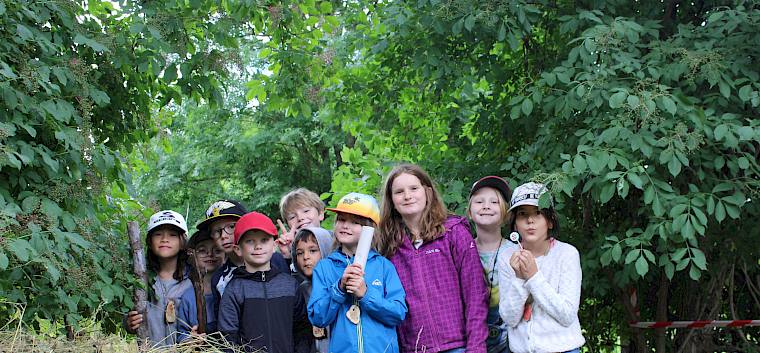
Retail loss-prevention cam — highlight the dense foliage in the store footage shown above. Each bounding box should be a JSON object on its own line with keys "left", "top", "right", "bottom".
{"left": 1, "top": 0, "right": 758, "bottom": 352}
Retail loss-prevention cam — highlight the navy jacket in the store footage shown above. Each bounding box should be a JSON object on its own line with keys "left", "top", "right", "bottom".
{"left": 218, "top": 265, "right": 308, "bottom": 353}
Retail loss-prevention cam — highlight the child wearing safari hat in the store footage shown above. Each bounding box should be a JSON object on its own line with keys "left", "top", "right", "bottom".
{"left": 308, "top": 193, "right": 407, "bottom": 353}
{"left": 497, "top": 182, "right": 585, "bottom": 353}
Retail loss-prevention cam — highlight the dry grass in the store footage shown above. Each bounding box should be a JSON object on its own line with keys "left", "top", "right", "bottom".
{"left": 0, "top": 301, "right": 249, "bottom": 353}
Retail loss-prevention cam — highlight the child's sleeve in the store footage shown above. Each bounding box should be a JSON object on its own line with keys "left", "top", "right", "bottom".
{"left": 358, "top": 258, "right": 407, "bottom": 326}
{"left": 449, "top": 218, "right": 489, "bottom": 353}
{"left": 524, "top": 245, "right": 582, "bottom": 327}
{"left": 308, "top": 260, "right": 346, "bottom": 328}
{"left": 217, "top": 281, "right": 242, "bottom": 345}
{"left": 177, "top": 288, "right": 199, "bottom": 341}
{"left": 293, "top": 282, "right": 311, "bottom": 334}
{"left": 498, "top": 249, "right": 529, "bottom": 327}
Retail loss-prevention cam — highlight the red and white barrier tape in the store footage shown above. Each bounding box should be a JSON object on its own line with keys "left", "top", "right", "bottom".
{"left": 630, "top": 320, "right": 760, "bottom": 329}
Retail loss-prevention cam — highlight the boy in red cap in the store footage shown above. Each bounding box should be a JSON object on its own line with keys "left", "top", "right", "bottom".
{"left": 217, "top": 211, "right": 308, "bottom": 353}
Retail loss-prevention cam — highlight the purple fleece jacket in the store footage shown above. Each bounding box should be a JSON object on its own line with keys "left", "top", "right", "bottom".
{"left": 390, "top": 215, "right": 488, "bottom": 353}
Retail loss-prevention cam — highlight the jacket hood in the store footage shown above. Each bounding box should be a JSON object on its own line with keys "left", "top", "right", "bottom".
{"left": 291, "top": 226, "right": 333, "bottom": 277}
{"left": 231, "top": 264, "right": 282, "bottom": 282}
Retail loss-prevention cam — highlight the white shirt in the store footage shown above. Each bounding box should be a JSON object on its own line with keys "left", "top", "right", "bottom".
{"left": 498, "top": 240, "right": 585, "bottom": 353}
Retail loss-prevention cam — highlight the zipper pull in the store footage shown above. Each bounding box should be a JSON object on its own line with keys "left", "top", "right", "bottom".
{"left": 262, "top": 272, "right": 266, "bottom": 281}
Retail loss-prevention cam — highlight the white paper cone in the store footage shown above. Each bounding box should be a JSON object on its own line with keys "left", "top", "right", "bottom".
{"left": 353, "top": 226, "right": 375, "bottom": 269}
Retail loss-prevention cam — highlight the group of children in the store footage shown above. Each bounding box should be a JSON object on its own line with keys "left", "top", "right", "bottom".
{"left": 124, "top": 163, "right": 585, "bottom": 353}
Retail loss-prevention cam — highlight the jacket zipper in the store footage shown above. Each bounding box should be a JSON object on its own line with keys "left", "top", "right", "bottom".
{"left": 355, "top": 296, "right": 364, "bottom": 353}
{"left": 263, "top": 272, "right": 273, "bottom": 351}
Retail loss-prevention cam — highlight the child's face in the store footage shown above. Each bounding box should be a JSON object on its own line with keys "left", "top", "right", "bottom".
{"left": 150, "top": 225, "right": 183, "bottom": 259}
{"left": 469, "top": 187, "right": 504, "bottom": 228}
{"left": 334, "top": 212, "right": 363, "bottom": 249}
{"left": 194, "top": 239, "right": 225, "bottom": 273}
{"left": 285, "top": 205, "right": 325, "bottom": 231}
{"left": 295, "top": 237, "right": 321, "bottom": 278}
{"left": 210, "top": 218, "right": 237, "bottom": 254}
{"left": 234, "top": 230, "right": 275, "bottom": 270}
{"left": 391, "top": 173, "right": 428, "bottom": 219}
{"left": 514, "top": 205, "right": 552, "bottom": 243}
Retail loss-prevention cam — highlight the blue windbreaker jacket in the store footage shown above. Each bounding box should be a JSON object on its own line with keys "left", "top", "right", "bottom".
{"left": 308, "top": 248, "right": 407, "bottom": 353}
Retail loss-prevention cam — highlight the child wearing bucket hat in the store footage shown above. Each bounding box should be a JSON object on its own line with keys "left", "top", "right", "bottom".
{"left": 308, "top": 193, "right": 407, "bottom": 353}
{"left": 217, "top": 211, "right": 309, "bottom": 352}
{"left": 497, "top": 182, "right": 585, "bottom": 353}
{"left": 467, "top": 176, "right": 514, "bottom": 353}
{"left": 124, "top": 210, "right": 194, "bottom": 347}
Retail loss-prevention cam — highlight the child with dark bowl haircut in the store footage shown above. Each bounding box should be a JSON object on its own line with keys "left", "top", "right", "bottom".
{"left": 218, "top": 212, "right": 308, "bottom": 353}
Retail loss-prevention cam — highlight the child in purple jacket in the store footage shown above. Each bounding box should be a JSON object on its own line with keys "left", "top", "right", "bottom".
{"left": 376, "top": 164, "right": 489, "bottom": 353}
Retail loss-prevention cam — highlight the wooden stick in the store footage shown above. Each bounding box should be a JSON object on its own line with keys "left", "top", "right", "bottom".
{"left": 128, "top": 221, "right": 150, "bottom": 350}
{"left": 190, "top": 254, "right": 207, "bottom": 334}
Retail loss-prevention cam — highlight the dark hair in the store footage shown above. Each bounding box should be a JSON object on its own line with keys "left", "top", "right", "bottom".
{"left": 508, "top": 206, "right": 560, "bottom": 239}
{"left": 293, "top": 231, "right": 318, "bottom": 248}
{"left": 146, "top": 225, "right": 188, "bottom": 281}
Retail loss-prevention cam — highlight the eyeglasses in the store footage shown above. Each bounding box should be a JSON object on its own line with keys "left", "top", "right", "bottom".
{"left": 210, "top": 223, "right": 235, "bottom": 239}
{"left": 195, "top": 247, "right": 225, "bottom": 257}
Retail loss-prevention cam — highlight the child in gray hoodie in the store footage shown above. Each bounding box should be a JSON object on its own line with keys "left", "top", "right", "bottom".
{"left": 291, "top": 227, "right": 333, "bottom": 353}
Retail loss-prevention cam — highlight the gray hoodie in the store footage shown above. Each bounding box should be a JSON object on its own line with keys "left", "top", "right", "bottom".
{"left": 291, "top": 227, "right": 333, "bottom": 353}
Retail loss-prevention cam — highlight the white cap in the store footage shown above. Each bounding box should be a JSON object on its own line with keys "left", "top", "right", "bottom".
{"left": 147, "top": 210, "right": 188, "bottom": 234}
{"left": 508, "top": 182, "right": 548, "bottom": 211}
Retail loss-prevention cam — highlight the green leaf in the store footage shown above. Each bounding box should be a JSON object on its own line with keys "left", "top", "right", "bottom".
{"left": 611, "top": 243, "right": 622, "bottom": 262}
{"left": 738, "top": 85, "right": 752, "bottom": 102}
{"left": 715, "top": 201, "right": 726, "bottom": 223}
{"left": 319, "top": 1, "right": 333, "bottom": 13}
{"left": 672, "top": 248, "right": 688, "bottom": 262}
{"left": 736, "top": 126, "right": 755, "bottom": 141}
{"left": 573, "top": 155, "right": 587, "bottom": 173}
{"left": 664, "top": 262, "right": 674, "bottom": 280}
{"left": 737, "top": 157, "right": 749, "bottom": 169}
{"left": 17, "top": 24, "right": 33, "bottom": 41}
{"left": 718, "top": 80, "right": 730, "bottom": 98}
{"left": 0, "top": 253, "right": 8, "bottom": 270}
{"left": 600, "top": 182, "right": 615, "bottom": 203}
{"left": 609, "top": 91, "right": 627, "bottom": 109}
{"left": 74, "top": 34, "right": 108, "bottom": 52}
{"left": 676, "top": 257, "right": 690, "bottom": 271}
{"left": 9, "top": 239, "right": 31, "bottom": 262}
{"left": 40, "top": 198, "right": 62, "bottom": 219}
{"left": 626, "top": 95, "right": 640, "bottom": 109}
{"left": 635, "top": 256, "right": 648, "bottom": 277}
{"left": 521, "top": 99, "right": 533, "bottom": 116}
{"left": 661, "top": 96, "right": 677, "bottom": 115}
{"left": 625, "top": 249, "right": 639, "bottom": 264}
{"left": 626, "top": 173, "right": 644, "bottom": 189}
{"left": 668, "top": 157, "right": 681, "bottom": 176}
{"left": 692, "top": 248, "right": 707, "bottom": 270}
{"left": 714, "top": 124, "right": 729, "bottom": 141}
{"left": 45, "top": 261, "right": 61, "bottom": 282}
{"left": 464, "top": 15, "right": 475, "bottom": 31}
{"left": 89, "top": 89, "right": 111, "bottom": 106}
{"left": 689, "top": 264, "right": 701, "bottom": 281}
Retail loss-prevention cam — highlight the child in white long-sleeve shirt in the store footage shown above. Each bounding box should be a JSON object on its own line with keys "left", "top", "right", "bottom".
{"left": 497, "top": 183, "right": 584, "bottom": 353}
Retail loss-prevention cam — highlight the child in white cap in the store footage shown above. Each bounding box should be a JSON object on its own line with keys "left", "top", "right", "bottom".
{"left": 124, "top": 210, "right": 194, "bottom": 347}
{"left": 497, "top": 183, "right": 585, "bottom": 353}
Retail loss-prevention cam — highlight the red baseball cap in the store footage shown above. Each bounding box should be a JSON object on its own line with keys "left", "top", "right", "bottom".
{"left": 233, "top": 212, "right": 278, "bottom": 244}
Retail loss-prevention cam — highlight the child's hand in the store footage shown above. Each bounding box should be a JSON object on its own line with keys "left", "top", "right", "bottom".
{"left": 516, "top": 250, "right": 538, "bottom": 280}
{"left": 276, "top": 219, "right": 296, "bottom": 259}
{"left": 190, "top": 325, "right": 207, "bottom": 338}
{"left": 346, "top": 275, "right": 367, "bottom": 298}
{"left": 509, "top": 252, "right": 525, "bottom": 279}
{"left": 340, "top": 264, "right": 365, "bottom": 292}
{"left": 126, "top": 310, "right": 143, "bottom": 332}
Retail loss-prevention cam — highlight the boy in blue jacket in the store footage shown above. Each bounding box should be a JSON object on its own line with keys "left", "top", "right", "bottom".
{"left": 308, "top": 193, "right": 407, "bottom": 353}
{"left": 218, "top": 211, "right": 308, "bottom": 353}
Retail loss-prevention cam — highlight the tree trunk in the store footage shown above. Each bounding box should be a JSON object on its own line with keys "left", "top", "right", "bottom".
{"left": 128, "top": 221, "right": 150, "bottom": 350}
{"left": 655, "top": 269, "right": 670, "bottom": 353}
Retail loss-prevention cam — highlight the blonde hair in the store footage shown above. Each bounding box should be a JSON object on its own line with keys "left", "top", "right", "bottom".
{"left": 466, "top": 186, "right": 510, "bottom": 226}
{"left": 376, "top": 164, "right": 447, "bottom": 258}
{"left": 279, "top": 188, "right": 325, "bottom": 220}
